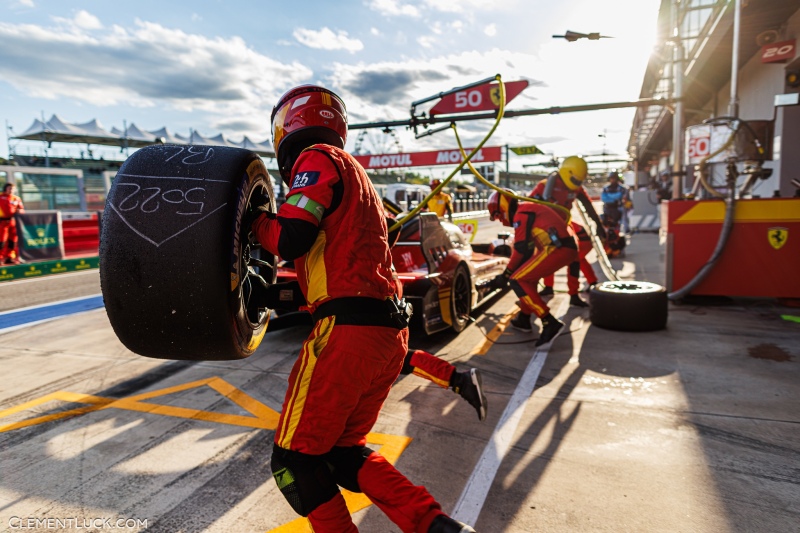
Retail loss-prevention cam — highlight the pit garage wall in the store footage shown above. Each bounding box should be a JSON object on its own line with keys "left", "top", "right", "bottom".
{"left": 713, "top": 7, "right": 800, "bottom": 198}
{"left": 664, "top": 198, "right": 800, "bottom": 298}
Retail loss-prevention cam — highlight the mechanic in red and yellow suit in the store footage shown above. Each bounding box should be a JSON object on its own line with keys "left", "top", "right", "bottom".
{"left": 251, "top": 85, "right": 476, "bottom": 533}
{"left": 0, "top": 183, "right": 25, "bottom": 264}
{"left": 487, "top": 189, "right": 578, "bottom": 346}
{"left": 384, "top": 214, "right": 487, "bottom": 422}
{"left": 528, "top": 156, "right": 606, "bottom": 307}
{"left": 425, "top": 179, "right": 453, "bottom": 221}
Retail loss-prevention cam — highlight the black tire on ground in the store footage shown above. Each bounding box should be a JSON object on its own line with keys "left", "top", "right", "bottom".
{"left": 589, "top": 280, "right": 668, "bottom": 332}
{"left": 100, "top": 145, "right": 276, "bottom": 360}
{"left": 450, "top": 264, "right": 472, "bottom": 333}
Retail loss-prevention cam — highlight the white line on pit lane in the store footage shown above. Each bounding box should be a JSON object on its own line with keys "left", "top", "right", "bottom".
{"left": 451, "top": 296, "right": 571, "bottom": 525}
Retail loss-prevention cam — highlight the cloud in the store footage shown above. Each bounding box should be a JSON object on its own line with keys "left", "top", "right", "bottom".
{"left": 325, "top": 49, "right": 551, "bottom": 151}
{"left": 484, "top": 24, "right": 497, "bottom": 37}
{"left": 366, "top": 0, "right": 420, "bottom": 18}
{"left": 338, "top": 68, "right": 449, "bottom": 106}
{"left": 52, "top": 9, "right": 103, "bottom": 31}
{"left": 18, "top": 0, "right": 35, "bottom": 7}
{"left": 0, "top": 17, "right": 312, "bottom": 134}
{"left": 417, "top": 35, "right": 436, "bottom": 49}
{"left": 293, "top": 27, "right": 363, "bottom": 53}
{"left": 422, "top": 0, "right": 518, "bottom": 13}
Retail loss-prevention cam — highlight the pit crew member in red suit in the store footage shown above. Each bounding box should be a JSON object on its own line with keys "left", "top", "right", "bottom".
{"left": 251, "top": 85, "right": 477, "bottom": 533}
{"left": 0, "top": 183, "right": 25, "bottom": 264}
{"left": 528, "top": 156, "right": 606, "bottom": 307}
{"left": 487, "top": 189, "right": 578, "bottom": 346}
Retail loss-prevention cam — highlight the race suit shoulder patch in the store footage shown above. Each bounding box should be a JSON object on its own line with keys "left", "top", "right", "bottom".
{"left": 290, "top": 171, "right": 320, "bottom": 190}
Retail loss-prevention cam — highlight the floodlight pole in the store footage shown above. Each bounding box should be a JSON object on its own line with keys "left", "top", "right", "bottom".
{"left": 505, "top": 144, "right": 510, "bottom": 187}
{"left": 729, "top": 0, "right": 742, "bottom": 118}
{"left": 670, "top": 0, "right": 685, "bottom": 200}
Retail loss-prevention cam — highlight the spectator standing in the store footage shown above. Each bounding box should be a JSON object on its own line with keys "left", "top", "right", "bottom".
{"left": 0, "top": 183, "right": 25, "bottom": 264}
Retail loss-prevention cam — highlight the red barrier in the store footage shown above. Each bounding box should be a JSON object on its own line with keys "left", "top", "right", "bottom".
{"left": 664, "top": 198, "right": 800, "bottom": 298}
{"left": 62, "top": 212, "right": 101, "bottom": 257}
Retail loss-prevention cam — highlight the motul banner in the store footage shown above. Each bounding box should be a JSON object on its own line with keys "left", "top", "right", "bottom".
{"left": 17, "top": 211, "right": 65, "bottom": 262}
{"left": 353, "top": 146, "right": 503, "bottom": 170}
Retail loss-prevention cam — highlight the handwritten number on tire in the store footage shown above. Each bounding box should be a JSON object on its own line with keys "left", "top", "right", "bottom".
{"left": 116, "top": 183, "right": 205, "bottom": 215}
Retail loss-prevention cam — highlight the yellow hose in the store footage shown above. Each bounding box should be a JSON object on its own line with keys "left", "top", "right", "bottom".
{"left": 451, "top": 124, "right": 571, "bottom": 222}
{"left": 388, "top": 74, "right": 507, "bottom": 233}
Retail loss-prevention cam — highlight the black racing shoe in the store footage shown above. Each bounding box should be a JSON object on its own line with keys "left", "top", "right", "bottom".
{"left": 538, "top": 286, "right": 554, "bottom": 297}
{"left": 535, "top": 316, "right": 565, "bottom": 347}
{"left": 451, "top": 368, "right": 488, "bottom": 421}
{"left": 428, "top": 514, "right": 477, "bottom": 533}
{"left": 510, "top": 312, "right": 532, "bottom": 332}
{"left": 570, "top": 294, "right": 589, "bottom": 308}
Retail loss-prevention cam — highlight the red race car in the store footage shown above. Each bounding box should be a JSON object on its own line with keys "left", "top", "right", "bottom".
{"left": 276, "top": 212, "right": 511, "bottom": 335}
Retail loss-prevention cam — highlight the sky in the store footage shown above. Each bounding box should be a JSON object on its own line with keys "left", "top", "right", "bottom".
{"left": 1, "top": 0, "right": 662, "bottom": 176}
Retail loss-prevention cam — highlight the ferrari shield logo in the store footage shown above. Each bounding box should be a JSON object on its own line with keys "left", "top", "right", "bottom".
{"left": 768, "top": 227, "right": 788, "bottom": 250}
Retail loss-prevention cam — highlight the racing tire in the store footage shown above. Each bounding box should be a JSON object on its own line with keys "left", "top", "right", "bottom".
{"left": 450, "top": 264, "right": 472, "bottom": 333}
{"left": 100, "top": 145, "right": 277, "bottom": 360}
{"left": 589, "top": 280, "right": 667, "bottom": 332}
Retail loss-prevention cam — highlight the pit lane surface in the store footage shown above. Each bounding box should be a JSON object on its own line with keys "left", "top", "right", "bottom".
{"left": 1, "top": 220, "right": 798, "bottom": 533}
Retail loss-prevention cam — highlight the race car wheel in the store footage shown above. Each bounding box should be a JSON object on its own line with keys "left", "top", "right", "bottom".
{"left": 450, "top": 264, "right": 472, "bottom": 333}
{"left": 100, "top": 145, "right": 277, "bottom": 360}
{"left": 589, "top": 280, "right": 668, "bottom": 332}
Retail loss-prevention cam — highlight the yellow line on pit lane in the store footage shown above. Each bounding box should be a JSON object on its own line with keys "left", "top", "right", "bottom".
{"left": 0, "top": 377, "right": 280, "bottom": 432}
{"left": 471, "top": 303, "right": 519, "bottom": 356}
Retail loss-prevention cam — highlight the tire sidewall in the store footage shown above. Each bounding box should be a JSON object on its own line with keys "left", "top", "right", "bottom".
{"left": 450, "top": 264, "right": 472, "bottom": 332}
{"left": 227, "top": 158, "right": 275, "bottom": 356}
{"left": 589, "top": 280, "right": 668, "bottom": 332}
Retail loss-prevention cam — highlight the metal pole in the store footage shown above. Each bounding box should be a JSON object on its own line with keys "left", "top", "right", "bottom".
{"left": 349, "top": 97, "right": 676, "bottom": 131}
{"left": 505, "top": 144, "right": 510, "bottom": 188}
{"left": 410, "top": 75, "right": 498, "bottom": 109}
{"left": 728, "top": 0, "right": 741, "bottom": 118}
{"left": 671, "top": 0, "right": 684, "bottom": 200}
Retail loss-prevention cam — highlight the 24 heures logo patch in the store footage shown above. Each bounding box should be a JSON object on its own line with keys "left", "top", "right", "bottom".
{"left": 291, "top": 171, "right": 320, "bottom": 190}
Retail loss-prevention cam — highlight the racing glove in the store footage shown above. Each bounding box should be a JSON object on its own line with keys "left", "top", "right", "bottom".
{"left": 489, "top": 268, "right": 512, "bottom": 290}
{"left": 244, "top": 206, "right": 274, "bottom": 233}
{"left": 244, "top": 190, "right": 275, "bottom": 231}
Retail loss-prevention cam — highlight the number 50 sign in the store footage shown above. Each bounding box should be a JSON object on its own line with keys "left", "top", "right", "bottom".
{"left": 430, "top": 80, "right": 529, "bottom": 115}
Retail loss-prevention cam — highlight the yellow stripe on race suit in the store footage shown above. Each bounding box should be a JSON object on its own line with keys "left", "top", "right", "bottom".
{"left": 413, "top": 368, "right": 449, "bottom": 389}
{"left": 513, "top": 244, "right": 556, "bottom": 279}
{"left": 304, "top": 230, "right": 329, "bottom": 305}
{"left": 675, "top": 199, "right": 800, "bottom": 224}
{"left": 277, "top": 316, "right": 336, "bottom": 449}
{"left": 520, "top": 294, "right": 546, "bottom": 317}
{"left": 321, "top": 92, "right": 332, "bottom": 106}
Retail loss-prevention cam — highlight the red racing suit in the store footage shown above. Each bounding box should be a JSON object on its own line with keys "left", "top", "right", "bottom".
{"left": 507, "top": 201, "right": 578, "bottom": 318}
{"left": 0, "top": 191, "right": 24, "bottom": 262}
{"left": 529, "top": 175, "right": 603, "bottom": 292}
{"left": 253, "top": 144, "right": 445, "bottom": 533}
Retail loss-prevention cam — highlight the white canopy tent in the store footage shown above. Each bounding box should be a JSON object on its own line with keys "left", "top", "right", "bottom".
{"left": 13, "top": 114, "right": 275, "bottom": 157}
